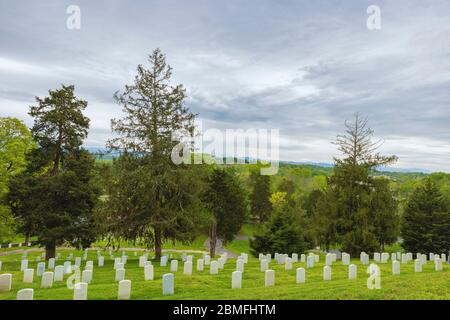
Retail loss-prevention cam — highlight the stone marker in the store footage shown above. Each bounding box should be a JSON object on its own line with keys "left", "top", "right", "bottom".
{"left": 160, "top": 255, "right": 168, "bottom": 267}
{"left": 434, "top": 258, "right": 442, "bottom": 271}
{"left": 401, "top": 254, "right": 407, "bottom": 264}
{"left": 210, "top": 261, "right": 219, "bottom": 274}
{"left": 113, "top": 258, "right": 121, "bottom": 269}
{"left": 285, "top": 257, "right": 293, "bottom": 270}
{"left": 218, "top": 257, "right": 225, "bottom": 269}
{"left": 98, "top": 256, "right": 104, "bottom": 267}
{"left": 292, "top": 253, "right": 298, "bottom": 263}
{"left": 115, "top": 268, "right": 125, "bottom": 282}
{"left": 54, "top": 266, "right": 64, "bottom": 282}
{"left": 139, "top": 256, "right": 147, "bottom": 267}
{"left": 17, "top": 288, "right": 33, "bottom": 300}
{"left": 260, "top": 259, "right": 269, "bottom": 272}
{"left": 241, "top": 253, "right": 249, "bottom": 263}
{"left": 300, "top": 254, "right": 306, "bottom": 263}
{"left": 236, "top": 259, "right": 244, "bottom": 273}
{"left": 381, "top": 253, "right": 389, "bottom": 263}
{"left": 265, "top": 269, "right": 275, "bottom": 287}
{"left": 325, "top": 254, "right": 332, "bottom": 266}
{"left": 183, "top": 261, "right": 193, "bottom": 275}
{"left": 296, "top": 267, "right": 305, "bottom": 284}
{"left": 162, "top": 273, "right": 174, "bottom": 295}
{"left": 41, "top": 271, "right": 54, "bottom": 288}
{"left": 374, "top": 252, "right": 380, "bottom": 262}
{"left": 64, "top": 261, "right": 72, "bottom": 274}
{"left": 390, "top": 253, "right": 396, "bottom": 261}
{"left": 118, "top": 280, "right": 131, "bottom": 300}
{"left": 323, "top": 266, "right": 331, "bottom": 280}
{"left": 204, "top": 254, "right": 211, "bottom": 266}
{"left": 144, "top": 264, "right": 154, "bottom": 281}
{"left": 420, "top": 254, "right": 427, "bottom": 265}
{"left": 348, "top": 264, "right": 357, "bottom": 279}
{"left": 196, "top": 259, "right": 204, "bottom": 271}
{"left": 121, "top": 255, "right": 128, "bottom": 264}
{"left": 232, "top": 271, "right": 242, "bottom": 289}
{"left": 342, "top": 253, "right": 350, "bottom": 266}
{"left": 306, "top": 255, "right": 314, "bottom": 268}
{"left": 314, "top": 254, "right": 319, "bottom": 263}
{"left": 187, "top": 255, "right": 193, "bottom": 263}
{"left": 429, "top": 253, "right": 435, "bottom": 261}
{"left": 48, "top": 258, "right": 55, "bottom": 269}
{"left": 170, "top": 260, "right": 178, "bottom": 272}
{"left": 392, "top": 260, "right": 400, "bottom": 275}
{"left": 440, "top": 253, "right": 446, "bottom": 263}
{"left": 116, "top": 262, "right": 124, "bottom": 270}
{"left": 266, "top": 253, "right": 272, "bottom": 263}
{"left": 82, "top": 270, "right": 93, "bottom": 284}
{"left": 37, "top": 262, "right": 46, "bottom": 276}
{"left": 73, "top": 282, "right": 88, "bottom": 300}
{"left": 0, "top": 273, "right": 12, "bottom": 292}
{"left": 75, "top": 257, "right": 82, "bottom": 267}
{"left": 23, "top": 268, "right": 34, "bottom": 283}
{"left": 414, "top": 259, "right": 422, "bottom": 272}
{"left": 21, "top": 259, "right": 28, "bottom": 272}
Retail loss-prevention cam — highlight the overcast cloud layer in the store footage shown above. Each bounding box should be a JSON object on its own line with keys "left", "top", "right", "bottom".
{"left": 1, "top": 0, "right": 449, "bottom": 171}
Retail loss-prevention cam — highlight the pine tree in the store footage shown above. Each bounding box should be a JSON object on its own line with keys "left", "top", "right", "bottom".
{"left": 7, "top": 86, "right": 98, "bottom": 259}
{"left": 107, "top": 49, "right": 199, "bottom": 260}
{"left": 203, "top": 168, "right": 248, "bottom": 257}
{"left": 402, "top": 179, "right": 450, "bottom": 253}
{"left": 250, "top": 169, "right": 272, "bottom": 223}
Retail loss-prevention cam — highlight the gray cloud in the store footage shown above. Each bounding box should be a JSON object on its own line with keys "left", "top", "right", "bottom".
{"left": 0, "top": 0, "right": 449, "bottom": 171}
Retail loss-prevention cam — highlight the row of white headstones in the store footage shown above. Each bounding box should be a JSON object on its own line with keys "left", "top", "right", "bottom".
{"left": 0, "top": 250, "right": 447, "bottom": 300}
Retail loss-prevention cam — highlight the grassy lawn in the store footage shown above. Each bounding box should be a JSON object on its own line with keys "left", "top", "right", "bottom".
{"left": 1, "top": 248, "right": 449, "bottom": 300}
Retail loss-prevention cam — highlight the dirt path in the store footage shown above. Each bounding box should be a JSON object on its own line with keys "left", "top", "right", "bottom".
{"left": 204, "top": 238, "right": 239, "bottom": 258}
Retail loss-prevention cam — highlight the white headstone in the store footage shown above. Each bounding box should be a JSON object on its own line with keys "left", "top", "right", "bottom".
{"left": 218, "top": 257, "right": 225, "bottom": 269}
{"left": 204, "top": 254, "right": 211, "bottom": 266}
{"left": 401, "top": 253, "right": 407, "bottom": 264}
{"left": 232, "top": 271, "right": 242, "bottom": 289}
{"left": 260, "top": 259, "right": 269, "bottom": 272}
{"left": 241, "top": 253, "right": 248, "bottom": 263}
{"left": 54, "top": 266, "right": 64, "bottom": 281}
{"left": 118, "top": 280, "right": 131, "bottom": 300}
{"left": 21, "top": 259, "right": 28, "bottom": 271}
{"left": 325, "top": 254, "right": 333, "bottom": 266}
{"left": 23, "top": 268, "right": 34, "bottom": 283}
{"left": 236, "top": 259, "right": 244, "bottom": 273}
{"left": 144, "top": 264, "right": 154, "bottom": 281}
{"left": 186, "top": 255, "right": 193, "bottom": 263}
{"left": 113, "top": 258, "right": 121, "bottom": 269}
{"left": 348, "top": 264, "right": 357, "bottom": 279}
{"left": 64, "top": 261, "right": 72, "bottom": 274}
{"left": 37, "top": 262, "right": 46, "bottom": 276}
{"left": 41, "top": 271, "right": 54, "bottom": 288}
{"left": 48, "top": 258, "right": 55, "bottom": 269}
{"left": 323, "top": 266, "right": 331, "bottom": 280}
{"left": 265, "top": 269, "right": 275, "bottom": 287}
{"left": 420, "top": 254, "right": 427, "bottom": 265}
{"left": 82, "top": 270, "right": 93, "bottom": 284}
{"left": 116, "top": 262, "right": 124, "bottom": 270}
{"left": 429, "top": 253, "right": 435, "bottom": 261}
{"left": 342, "top": 253, "right": 350, "bottom": 265}
{"left": 300, "top": 254, "right": 306, "bottom": 263}
{"left": 314, "top": 254, "right": 319, "bottom": 263}
{"left": 441, "top": 253, "right": 446, "bottom": 263}
{"left": 381, "top": 253, "right": 389, "bottom": 263}
{"left": 170, "top": 260, "right": 178, "bottom": 272}
{"left": 285, "top": 257, "right": 293, "bottom": 270}
{"left": 392, "top": 260, "right": 400, "bottom": 275}
{"left": 75, "top": 257, "right": 82, "bottom": 267}
{"left": 434, "top": 258, "right": 442, "bottom": 271}
{"left": 266, "top": 253, "right": 272, "bottom": 262}
{"left": 17, "top": 288, "right": 34, "bottom": 300}
{"left": 374, "top": 252, "right": 380, "bottom": 262}
{"left": 139, "top": 256, "right": 147, "bottom": 267}
{"left": 160, "top": 255, "right": 168, "bottom": 267}
{"left": 183, "top": 261, "right": 193, "bottom": 275}
{"left": 210, "top": 261, "right": 219, "bottom": 274}
{"left": 115, "top": 268, "right": 125, "bottom": 282}
{"left": 296, "top": 267, "right": 305, "bottom": 284}
{"left": 121, "top": 255, "right": 128, "bottom": 264}
{"left": 196, "top": 259, "right": 204, "bottom": 271}
{"left": 306, "top": 255, "right": 314, "bottom": 268}
{"left": 291, "top": 253, "right": 298, "bottom": 263}
{"left": 390, "top": 253, "right": 396, "bottom": 261}
{"left": 0, "top": 273, "right": 12, "bottom": 292}
{"left": 73, "top": 282, "right": 88, "bottom": 300}
{"left": 414, "top": 259, "right": 422, "bottom": 272}
{"left": 98, "top": 256, "right": 104, "bottom": 267}
{"left": 162, "top": 273, "right": 174, "bottom": 295}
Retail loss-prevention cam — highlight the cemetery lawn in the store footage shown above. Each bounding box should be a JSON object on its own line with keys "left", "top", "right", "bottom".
{"left": 0, "top": 249, "right": 449, "bottom": 300}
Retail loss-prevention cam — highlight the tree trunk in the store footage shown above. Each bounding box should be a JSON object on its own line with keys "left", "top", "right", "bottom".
{"left": 209, "top": 220, "right": 217, "bottom": 258}
{"left": 45, "top": 243, "right": 56, "bottom": 260}
{"left": 154, "top": 225, "right": 162, "bottom": 261}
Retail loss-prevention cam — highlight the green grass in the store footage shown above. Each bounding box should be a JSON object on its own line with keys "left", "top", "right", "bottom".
{"left": 224, "top": 240, "right": 252, "bottom": 255}
{"left": 1, "top": 248, "right": 449, "bottom": 300}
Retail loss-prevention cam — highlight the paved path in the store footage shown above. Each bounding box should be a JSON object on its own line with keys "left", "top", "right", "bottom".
{"left": 204, "top": 238, "right": 239, "bottom": 258}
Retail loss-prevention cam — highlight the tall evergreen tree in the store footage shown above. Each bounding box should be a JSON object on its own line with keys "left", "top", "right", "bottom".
{"left": 7, "top": 85, "right": 98, "bottom": 259}
{"left": 203, "top": 168, "right": 248, "bottom": 257}
{"left": 250, "top": 169, "right": 272, "bottom": 223}
{"left": 107, "top": 49, "right": 199, "bottom": 260}
{"left": 401, "top": 179, "right": 450, "bottom": 253}
{"left": 318, "top": 114, "right": 398, "bottom": 255}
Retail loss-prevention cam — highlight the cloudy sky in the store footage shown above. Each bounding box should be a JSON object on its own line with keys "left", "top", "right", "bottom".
{"left": 1, "top": 0, "right": 449, "bottom": 171}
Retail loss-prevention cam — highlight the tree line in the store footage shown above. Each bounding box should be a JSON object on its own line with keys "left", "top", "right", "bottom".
{"left": 1, "top": 49, "right": 449, "bottom": 259}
